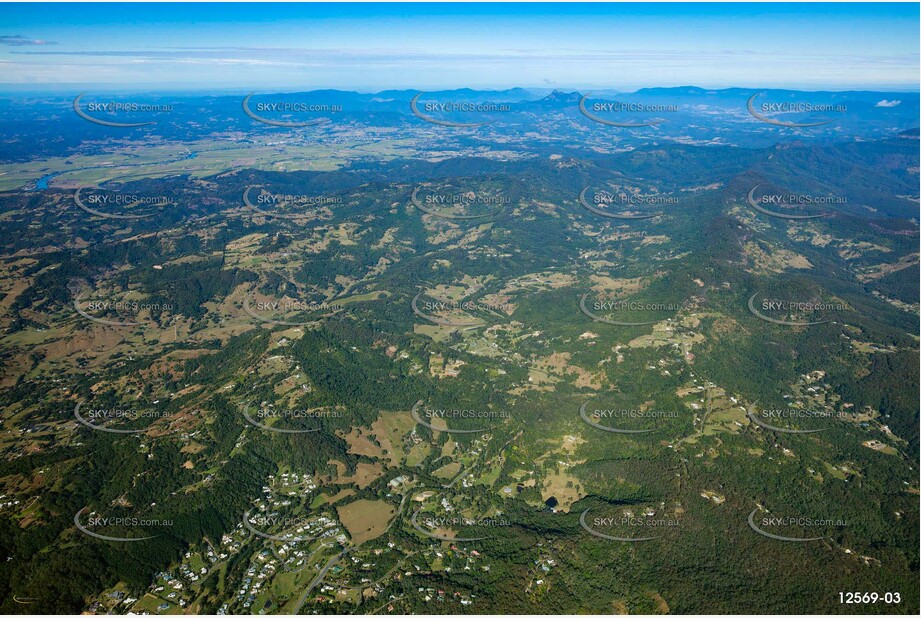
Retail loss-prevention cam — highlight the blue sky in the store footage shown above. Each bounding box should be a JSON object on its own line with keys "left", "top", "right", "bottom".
{"left": 1, "top": 3, "right": 918, "bottom": 91}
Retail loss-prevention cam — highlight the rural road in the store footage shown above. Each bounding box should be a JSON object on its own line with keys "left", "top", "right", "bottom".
{"left": 292, "top": 547, "right": 350, "bottom": 614}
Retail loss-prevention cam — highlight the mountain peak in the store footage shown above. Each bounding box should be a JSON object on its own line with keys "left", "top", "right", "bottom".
{"left": 541, "top": 90, "right": 583, "bottom": 104}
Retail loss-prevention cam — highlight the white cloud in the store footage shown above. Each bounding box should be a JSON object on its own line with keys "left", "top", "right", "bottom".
{"left": 875, "top": 99, "right": 902, "bottom": 107}
{"left": 0, "top": 34, "right": 56, "bottom": 46}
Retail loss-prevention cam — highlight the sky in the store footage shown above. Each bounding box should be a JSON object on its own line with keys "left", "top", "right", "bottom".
{"left": 0, "top": 2, "right": 919, "bottom": 92}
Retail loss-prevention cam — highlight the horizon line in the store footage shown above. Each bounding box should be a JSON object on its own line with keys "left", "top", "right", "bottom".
{"left": 1, "top": 84, "right": 919, "bottom": 95}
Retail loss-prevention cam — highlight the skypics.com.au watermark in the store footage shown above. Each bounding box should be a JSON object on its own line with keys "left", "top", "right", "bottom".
{"left": 746, "top": 185, "right": 837, "bottom": 220}
{"left": 243, "top": 510, "right": 324, "bottom": 542}
{"left": 248, "top": 299, "right": 344, "bottom": 313}
{"left": 254, "top": 407, "right": 343, "bottom": 420}
{"left": 241, "top": 405, "right": 342, "bottom": 434}
{"left": 578, "top": 186, "right": 665, "bottom": 220}
{"left": 419, "top": 515, "right": 511, "bottom": 529}
{"left": 415, "top": 297, "right": 512, "bottom": 315}
{"left": 748, "top": 507, "right": 845, "bottom": 542}
{"left": 74, "top": 402, "right": 173, "bottom": 434}
{"left": 242, "top": 186, "right": 341, "bottom": 219}
{"left": 411, "top": 400, "right": 508, "bottom": 434}
{"left": 73, "top": 187, "right": 171, "bottom": 220}
{"left": 73, "top": 293, "right": 174, "bottom": 328}
{"left": 746, "top": 403, "right": 845, "bottom": 434}
{"left": 589, "top": 515, "right": 679, "bottom": 529}
{"left": 757, "top": 195, "right": 846, "bottom": 206}
{"left": 756, "top": 408, "right": 845, "bottom": 420}
{"left": 747, "top": 292, "right": 846, "bottom": 327}
{"left": 590, "top": 300, "right": 681, "bottom": 312}
{"left": 579, "top": 94, "right": 679, "bottom": 128}
{"left": 73, "top": 94, "right": 174, "bottom": 127}
{"left": 579, "top": 400, "right": 677, "bottom": 435}
{"left": 759, "top": 299, "right": 845, "bottom": 312}
{"left": 242, "top": 93, "right": 340, "bottom": 127}
{"left": 422, "top": 407, "right": 510, "bottom": 422}
{"left": 411, "top": 509, "right": 509, "bottom": 542}
{"left": 85, "top": 515, "right": 173, "bottom": 527}
{"left": 243, "top": 295, "right": 344, "bottom": 326}
{"left": 594, "top": 190, "right": 678, "bottom": 206}
{"left": 74, "top": 507, "right": 172, "bottom": 542}
{"left": 580, "top": 508, "right": 679, "bottom": 542}
{"left": 579, "top": 293, "right": 682, "bottom": 327}
{"left": 411, "top": 186, "right": 508, "bottom": 220}
{"left": 411, "top": 291, "right": 511, "bottom": 327}
{"left": 747, "top": 92, "right": 846, "bottom": 128}
{"left": 411, "top": 92, "right": 511, "bottom": 127}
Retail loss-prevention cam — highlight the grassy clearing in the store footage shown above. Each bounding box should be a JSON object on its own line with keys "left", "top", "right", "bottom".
{"left": 337, "top": 499, "right": 396, "bottom": 544}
